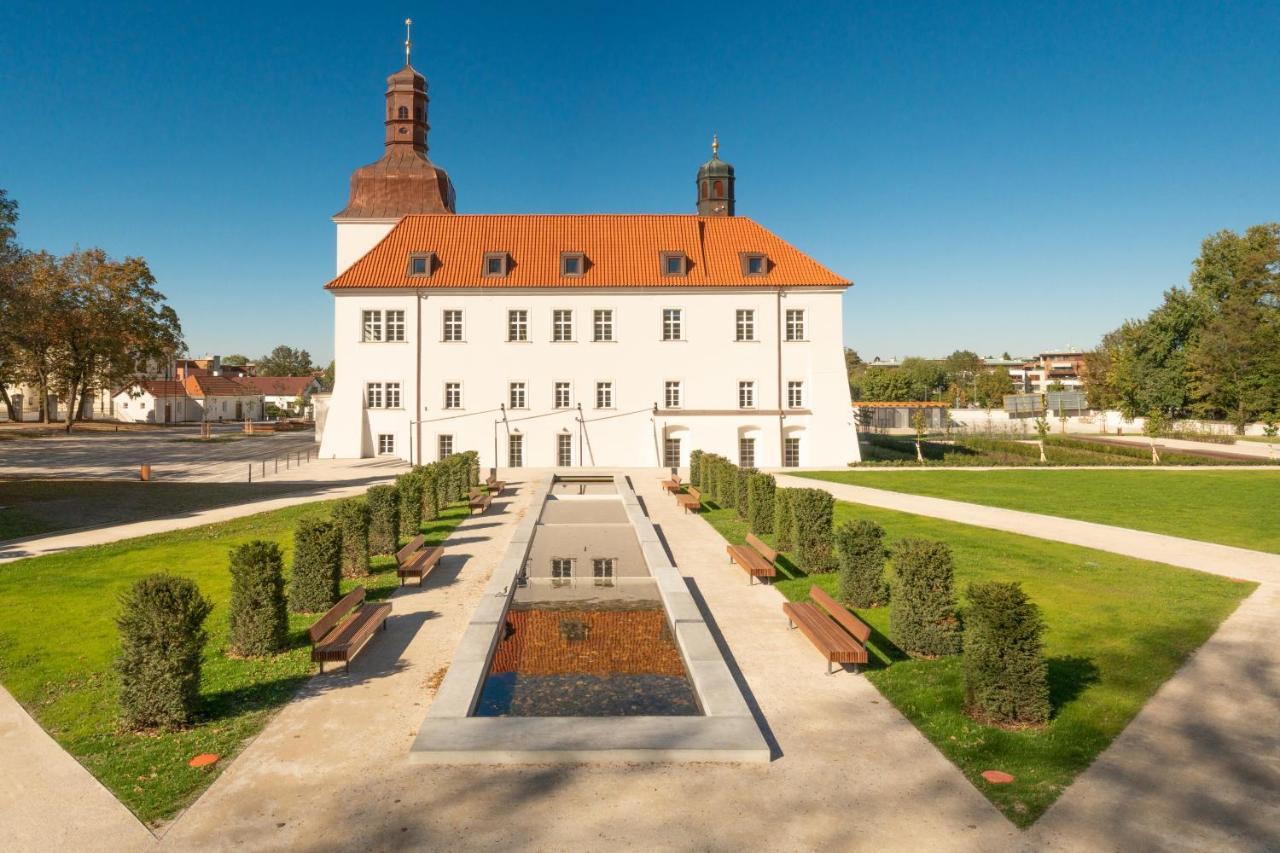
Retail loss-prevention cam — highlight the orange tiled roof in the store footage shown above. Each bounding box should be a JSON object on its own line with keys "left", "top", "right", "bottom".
{"left": 239, "top": 376, "right": 316, "bottom": 397}
{"left": 123, "top": 380, "right": 190, "bottom": 398}
{"left": 183, "top": 375, "right": 254, "bottom": 398}
{"left": 326, "top": 215, "right": 850, "bottom": 289}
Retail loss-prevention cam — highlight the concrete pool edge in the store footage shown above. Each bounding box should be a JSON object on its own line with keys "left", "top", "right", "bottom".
{"left": 410, "top": 472, "right": 771, "bottom": 764}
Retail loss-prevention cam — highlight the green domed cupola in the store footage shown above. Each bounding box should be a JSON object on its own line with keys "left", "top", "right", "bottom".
{"left": 696, "top": 134, "right": 735, "bottom": 216}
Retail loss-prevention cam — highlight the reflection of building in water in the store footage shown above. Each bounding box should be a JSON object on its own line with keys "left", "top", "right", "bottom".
{"left": 490, "top": 608, "right": 685, "bottom": 678}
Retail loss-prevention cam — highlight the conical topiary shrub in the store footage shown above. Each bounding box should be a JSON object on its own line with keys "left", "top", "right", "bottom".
{"left": 116, "top": 574, "right": 212, "bottom": 731}
{"left": 288, "top": 517, "right": 341, "bottom": 613}
{"left": 963, "top": 581, "right": 1050, "bottom": 727}
{"left": 227, "top": 540, "right": 288, "bottom": 657}
{"left": 890, "top": 538, "right": 962, "bottom": 658}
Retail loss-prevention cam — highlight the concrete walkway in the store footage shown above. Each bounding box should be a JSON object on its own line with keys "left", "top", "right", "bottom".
{"left": 0, "top": 458, "right": 405, "bottom": 564}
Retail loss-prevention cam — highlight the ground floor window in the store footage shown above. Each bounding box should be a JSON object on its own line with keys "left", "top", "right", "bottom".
{"left": 437, "top": 434, "right": 453, "bottom": 460}
{"left": 593, "top": 557, "right": 616, "bottom": 587}
{"left": 557, "top": 433, "right": 573, "bottom": 467}
{"left": 551, "top": 557, "right": 574, "bottom": 587}
{"left": 783, "top": 436, "right": 800, "bottom": 467}
{"left": 738, "top": 437, "right": 756, "bottom": 468}
{"left": 663, "top": 437, "right": 680, "bottom": 468}
{"left": 508, "top": 433, "right": 524, "bottom": 468}
{"left": 377, "top": 433, "right": 395, "bottom": 456}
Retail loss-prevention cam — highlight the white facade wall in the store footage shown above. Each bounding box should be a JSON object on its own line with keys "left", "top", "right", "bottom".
{"left": 336, "top": 219, "right": 398, "bottom": 274}
{"left": 319, "top": 287, "right": 860, "bottom": 469}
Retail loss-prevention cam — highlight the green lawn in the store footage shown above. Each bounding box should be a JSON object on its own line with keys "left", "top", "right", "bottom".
{"left": 0, "top": 497, "right": 469, "bottom": 825}
{"left": 795, "top": 469, "right": 1280, "bottom": 554}
{"left": 701, "top": 500, "right": 1252, "bottom": 826}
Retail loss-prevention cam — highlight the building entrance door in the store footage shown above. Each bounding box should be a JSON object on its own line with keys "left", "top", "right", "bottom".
{"left": 164, "top": 404, "right": 172, "bottom": 424}
{"left": 235, "top": 401, "right": 243, "bottom": 420}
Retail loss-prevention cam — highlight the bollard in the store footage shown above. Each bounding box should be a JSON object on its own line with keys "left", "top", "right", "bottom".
{"left": 262, "top": 460, "right": 266, "bottom": 479}
{"left": 275, "top": 458, "right": 278, "bottom": 473}
{"left": 139, "top": 464, "right": 151, "bottom": 482}
{"left": 248, "top": 464, "right": 252, "bottom": 483}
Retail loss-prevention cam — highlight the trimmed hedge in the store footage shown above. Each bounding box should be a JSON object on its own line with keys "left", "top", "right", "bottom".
{"left": 890, "top": 538, "right": 962, "bottom": 658}
{"left": 963, "top": 581, "right": 1050, "bottom": 727}
{"left": 834, "top": 519, "right": 888, "bottom": 607}
{"left": 397, "top": 469, "right": 424, "bottom": 537}
{"left": 746, "top": 472, "right": 775, "bottom": 535}
{"left": 332, "top": 497, "right": 371, "bottom": 578}
{"left": 421, "top": 466, "right": 440, "bottom": 522}
{"left": 366, "top": 484, "right": 400, "bottom": 555}
{"left": 773, "top": 488, "right": 797, "bottom": 550}
{"left": 790, "top": 487, "right": 836, "bottom": 571}
{"left": 116, "top": 574, "right": 212, "bottom": 731}
{"left": 227, "top": 540, "right": 288, "bottom": 657}
{"left": 689, "top": 449, "right": 703, "bottom": 487}
{"left": 288, "top": 518, "right": 341, "bottom": 613}
{"left": 734, "top": 467, "right": 754, "bottom": 520}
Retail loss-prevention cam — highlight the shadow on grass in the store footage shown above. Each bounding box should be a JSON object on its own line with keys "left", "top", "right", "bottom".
{"left": 1047, "top": 654, "right": 1101, "bottom": 718}
{"left": 861, "top": 620, "right": 910, "bottom": 669}
{"left": 199, "top": 673, "right": 313, "bottom": 722}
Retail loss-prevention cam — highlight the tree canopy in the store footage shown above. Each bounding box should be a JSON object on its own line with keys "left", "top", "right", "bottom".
{"left": 256, "top": 345, "right": 315, "bottom": 376}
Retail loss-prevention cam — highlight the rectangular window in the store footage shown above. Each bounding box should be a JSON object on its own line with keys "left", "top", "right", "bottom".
{"left": 407, "top": 253, "right": 431, "bottom": 276}
{"left": 664, "top": 380, "right": 681, "bottom": 409}
{"left": 739, "top": 437, "right": 756, "bottom": 468}
{"left": 442, "top": 309, "right": 464, "bottom": 342}
{"left": 662, "top": 252, "right": 687, "bottom": 276}
{"left": 785, "top": 308, "right": 806, "bottom": 341}
{"left": 507, "top": 309, "right": 528, "bottom": 342}
{"left": 592, "top": 309, "right": 613, "bottom": 342}
{"left": 484, "top": 253, "right": 509, "bottom": 277}
{"left": 444, "top": 382, "right": 462, "bottom": 409}
{"left": 437, "top": 434, "right": 453, "bottom": 460}
{"left": 553, "top": 309, "right": 574, "bottom": 342}
{"left": 742, "top": 253, "right": 767, "bottom": 276}
{"left": 738, "top": 381, "right": 755, "bottom": 409}
{"left": 377, "top": 434, "right": 395, "bottom": 455}
{"left": 592, "top": 557, "right": 616, "bottom": 588}
{"left": 361, "top": 310, "right": 383, "bottom": 342}
{"left": 508, "top": 433, "right": 523, "bottom": 468}
{"left": 385, "top": 310, "right": 405, "bottom": 342}
{"left": 554, "top": 381, "right": 572, "bottom": 409}
{"left": 551, "top": 557, "right": 574, "bottom": 587}
{"left": 365, "top": 382, "right": 383, "bottom": 409}
{"left": 784, "top": 436, "right": 801, "bottom": 468}
{"left": 735, "top": 309, "right": 755, "bottom": 341}
{"left": 385, "top": 382, "right": 401, "bottom": 409}
{"left": 509, "top": 381, "right": 526, "bottom": 409}
{"left": 663, "top": 436, "right": 681, "bottom": 468}
{"left": 662, "top": 308, "right": 683, "bottom": 341}
{"left": 595, "top": 381, "right": 613, "bottom": 409}
{"left": 561, "top": 252, "right": 585, "bottom": 277}
{"left": 557, "top": 433, "right": 573, "bottom": 467}
{"left": 787, "top": 380, "right": 804, "bottom": 409}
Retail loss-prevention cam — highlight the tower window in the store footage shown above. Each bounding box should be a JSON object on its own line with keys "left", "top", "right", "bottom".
{"left": 407, "top": 252, "right": 433, "bottom": 276}
{"left": 398, "top": 106, "right": 408, "bottom": 119}
{"left": 661, "top": 252, "right": 687, "bottom": 276}
{"left": 561, "top": 252, "right": 585, "bottom": 277}
{"left": 483, "top": 253, "right": 509, "bottom": 277}
{"left": 740, "top": 253, "right": 768, "bottom": 276}
{"left": 701, "top": 182, "right": 709, "bottom": 199}
{"left": 713, "top": 179, "right": 723, "bottom": 196}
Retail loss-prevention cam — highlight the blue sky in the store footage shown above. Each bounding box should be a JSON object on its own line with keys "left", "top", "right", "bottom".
{"left": 2, "top": 1, "right": 1277, "bottom": 365}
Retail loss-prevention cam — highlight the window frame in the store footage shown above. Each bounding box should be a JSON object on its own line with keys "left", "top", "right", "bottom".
{"left": 437, "top": 434, "right": 454, "bottom": 461}
{"left": 787, "top": 380, "right": 804, "bottom": 409}
{"left": 735, "top": 308, "right": 756, "bottom": 342}
{"left": 508, "top": 381, "right": 527, "bottom": 410}
{"left": 552, "top": 308, "right": 575, "bottom": 342}
{"left": 406, "top": 252, "right": 434, "bottom": 277}
{"left": 385, "top": 382, "right": 402, "bottom": 409}
{"left": 660, "top": 252, "right": 687, "bottom": 277}
{"left": 556, "top": 432, "right": 573, "bottom": 467}
{"left": 553, "top": 381, "right": 573, "bottom": 409}
{"left": 385, "top": 309, "right": 406, "bottom": 342}
{"left": 377, "top": 433, "right": 396, "bottom": 456}
{"left": 784, "top": 436, "right": 801, "bottom": 468}
{"left": 560, "top": 251, "right": 586, "bottom": 277}
{"left": 595, "top": 381, "right": 614, "bottom": 410}
{"left": 592, "top": 557, "right": 616, "bottom": 588}
{"left": 785, "top": 308, "right": 807, "bottom": 342}
{"left": 592, "top": 308, "right": 614, "bottom": 342}
{"left": 661, "top": 307, "right": 684, "bottom": 342}
{"left": 740, "top": 252, "right": 769, "bottom": 276}
{"left": 365, "top": 382, "right": 384, "bottom": 409}
{"left": 663, "top": 436, "right": 681, "bottom": 468}
{"left": 664, "top": 380, "right": 682, "bottom": 409}
{"left": 361, "top": 309, "right": 384, "bottom": 343}
{"left": 738, "top": 380, "right": 756, "bottom": 410}
{"left": 738, "top": 436, "right": 756, "bottom": 468}
{"left": 508, "top": 432, "right": 524, "bottom": 468}
{"left": 551, "top": 557, "right": 575, "bottom": 587}
{"left": 442, "top": 309, "right": 465, "bottom": 343}
{"left": 443, "top": 382, "right": 462, "bottom": 410}
{"left": 507, "top": 308, "right": 529, "bottom": 342}
{"left": 482, "top": 252, "right": 509, "bottom": 278}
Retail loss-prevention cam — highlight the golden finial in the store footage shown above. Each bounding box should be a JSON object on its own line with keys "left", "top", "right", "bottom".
{"left": 711, "top": 133, "right": 719, "bottom": 159}
{"left": 404, "top": 18, "right": 413, "bottom": 65}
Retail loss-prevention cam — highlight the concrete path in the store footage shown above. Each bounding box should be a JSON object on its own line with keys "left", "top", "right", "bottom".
{"left": 0, "top": 458, "right": 405, "bottom": 564}
{"left": 775, "top": 474, "right": 1280, "bottom": 585}
{"left": 1098, "top": 433, "right": 1280, "bottom": 461}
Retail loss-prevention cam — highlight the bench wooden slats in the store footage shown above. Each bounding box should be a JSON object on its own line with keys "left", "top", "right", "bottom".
{"left": 485, "top": 477, "right": 504, "bottom": 495}
{"left": 398, "top": 545, "right": 443, "bottom": 586}
{"left": 660, "top": 478, "right": 681, "bottom": 494}
{"left": 727, "top": 532, "right": 778, "bottom": 584}
{"left": 676, "top": 485, "right": 702, "bottom": 513}
{"left": 783, "top": 585, "right": 871, "bottom": 674}
{"left": 395, "top": 534, "right": 425, "bottom": 568}
{"left": 308, "top": 586, "right": 391, "bottom": 673}
{"left": 469, "top": 492, "right": 492, "bottom": 514}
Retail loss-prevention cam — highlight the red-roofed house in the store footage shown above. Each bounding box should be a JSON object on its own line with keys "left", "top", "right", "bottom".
{"left": 239, "top": 376, "right": 322, "bottom": 416}
{"left": 317, "top": 47, "right": 858, "bottom": 468}
{"left": 182, "top": 375, "right": 263, "bottom": 421}
{"left": 111, "top": 381, "right": 199, "bottom": 424}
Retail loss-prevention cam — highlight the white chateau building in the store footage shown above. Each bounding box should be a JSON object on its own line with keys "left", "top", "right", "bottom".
{"left": 318, "top": 46, "right": 859, "bottom": 470}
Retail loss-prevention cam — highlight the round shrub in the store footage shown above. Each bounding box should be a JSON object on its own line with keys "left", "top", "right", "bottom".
{"left": 689, "top": 449, "right": 703, "bottom": 487}
{"left": 332, "top": 497, "right": 371, "bottom": 577}
{"left": 773, "top": 488, "right": 796, "bottom": 550}
{"left": 834, "top": 519, "right": 888, "bottom": 607}
{"left": 963, "top": 581, "right": 1050, "bottom": 727}
{"left": 734, "top": 467, "right": 754, "bottom": 520}
{"left": 397, "top": 469, "right": 424, "bottom": 537}
{"left": 116, "top": 574, "right": 212, "bottom": 731}
{"left": 790, "top": 488, "right": 836, "bottom": 571}
{"left": 288, "top": 517, "right": 341, "bottom": 613}
{"left": 746, "top": 472, "right": 775, "bottom": 535}
{"left": 366, "top": 484, "right": 400, "bottom": 555}
{"left": 890, "top": 538, "right": 962, "bottom": 658}
{"left": 227, "top": 540, "right": 288, "bottom": 657}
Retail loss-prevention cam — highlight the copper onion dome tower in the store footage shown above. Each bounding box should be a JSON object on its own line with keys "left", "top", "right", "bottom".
{"left": 695, "top": 134, "right": 735, "bottom": 216}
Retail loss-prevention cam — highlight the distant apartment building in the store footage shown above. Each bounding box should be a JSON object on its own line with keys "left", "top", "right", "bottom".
{"left": 1021, "top": 349, "right": 1086, "bottom": 393}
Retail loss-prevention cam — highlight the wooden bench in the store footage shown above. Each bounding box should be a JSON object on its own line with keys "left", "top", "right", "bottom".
{"left": 395, "top": 533, "right": 443, "bottom": 587}
{"left": 485, "top": 475, "right": 505, "bottom": 495}
{"left": 727, "top": 532, "right": 779, "bottom": 584}
{"left": 309, "top": 586, "right": 391, "bottom": 674}
{"left": 783, "top": 585, "right": 871, "bottom": 674}
{"left": 675, "top": 485, "right": 702, "bottom": 514}
{"left": 469, "top": 491, "right": 492, "bottom": 514}
{"left": 660, "top": 477, "right": 682, "bottom": 494}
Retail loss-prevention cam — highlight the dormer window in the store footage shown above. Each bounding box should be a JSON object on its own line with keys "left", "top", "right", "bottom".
{"left": 661, "top": 252, "right": 687, "bottom": 277}
{"left": 741, "top": 253, "right": 768, "bottom": 276}
{"left": 483, "top": 253, "right": 509, "bottom": 277}
{"left": 407, "top": 252, "right": 433, "bottom": 277}
{"left": 561, "top": 252, "right": 585, "bottom": 277}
